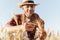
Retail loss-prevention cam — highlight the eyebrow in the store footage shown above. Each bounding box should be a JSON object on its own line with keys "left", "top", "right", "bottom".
{"left": 25, "top": 4, "right": 34, "bottom": 6}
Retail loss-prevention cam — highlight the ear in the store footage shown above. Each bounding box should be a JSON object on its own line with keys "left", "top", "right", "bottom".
{"left": 21, "top": 7, "right": 23, "bottom": 9}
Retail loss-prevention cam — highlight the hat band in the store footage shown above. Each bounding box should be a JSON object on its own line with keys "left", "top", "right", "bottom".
{"left": 23, "top": 1, "right": 34, "bottom": 3}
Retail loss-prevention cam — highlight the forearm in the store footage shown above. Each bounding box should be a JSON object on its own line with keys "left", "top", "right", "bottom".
{"left": 3, "top": 25, "right": 25, "bottom": 33}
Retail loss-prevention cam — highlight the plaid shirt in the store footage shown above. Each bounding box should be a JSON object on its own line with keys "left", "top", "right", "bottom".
{"left": 7, "top": 13, "right": 47, "bottom": 40}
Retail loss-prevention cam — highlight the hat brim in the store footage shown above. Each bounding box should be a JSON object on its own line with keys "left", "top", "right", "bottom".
{"left": 18, "top": 3, "right": 39, "bottom": 8}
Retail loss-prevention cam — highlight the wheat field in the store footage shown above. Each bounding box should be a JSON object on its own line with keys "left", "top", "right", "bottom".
{"left": 0, "top": 25, "right": 60, "bottom": 40}
{"left": 0, "top": 29, "right": 60, "bottom": 40}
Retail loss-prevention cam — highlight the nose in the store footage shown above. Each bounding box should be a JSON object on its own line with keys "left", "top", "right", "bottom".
{"left": 28, "top": 6, "right": 32, "bottom": 10}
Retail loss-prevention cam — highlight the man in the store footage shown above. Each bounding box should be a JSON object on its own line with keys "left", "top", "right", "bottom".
{"left": 3, "top": 0, "right": 47, "bottom": 40}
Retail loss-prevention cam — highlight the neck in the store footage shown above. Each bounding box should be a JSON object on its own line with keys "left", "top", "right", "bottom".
{"left": 24, "top": 13, "right": 33, "bottom": 18}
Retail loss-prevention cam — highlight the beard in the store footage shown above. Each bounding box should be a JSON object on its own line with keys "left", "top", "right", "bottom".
{"left": 25, "top": 11, "right": 34, "bottom": 18}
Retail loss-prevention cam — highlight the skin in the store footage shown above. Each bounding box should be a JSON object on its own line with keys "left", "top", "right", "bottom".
{"left": 22, "top": 4, "right": 35, "bottom": 18}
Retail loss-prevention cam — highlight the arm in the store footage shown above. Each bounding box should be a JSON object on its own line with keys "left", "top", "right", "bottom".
{"left": 3, "top": 14, "right": 25, "bottom": 33}
{"left": 35, "top": 13, "right": 47, "bottom": 39}
{"left": 34, "top": 13, "right": 44, "bottom": 29}
{"left": 3, "top": 24, "right": 25, "bottom": 33}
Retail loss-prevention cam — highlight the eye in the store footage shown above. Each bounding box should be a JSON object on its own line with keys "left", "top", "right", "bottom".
{"left": 24, "top": 4, "right": 35, "bottom": 8}
{"left": 25, "top": 6, "right": 29, "bottom": 8}
{"left": 30, "top": 5, "right": 34, "bottom": 8}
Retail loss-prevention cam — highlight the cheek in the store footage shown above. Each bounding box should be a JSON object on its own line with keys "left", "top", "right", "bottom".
{"left": 23, "top": 7, "right": 27, "bottom": 12}
{"left": 24, "top": 9, "right": 28, "bottom": 12}
{"left": 31, "top": 9, "right": 34, "bottom": 12}
{"left": 32, "top": 9, "right": 34, "bottom": 12}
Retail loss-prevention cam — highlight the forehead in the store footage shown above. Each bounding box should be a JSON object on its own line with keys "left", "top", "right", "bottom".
{"left": 23, "top": 4, "right": 35, "bottom": 7}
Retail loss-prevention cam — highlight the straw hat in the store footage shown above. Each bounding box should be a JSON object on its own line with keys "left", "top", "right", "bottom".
{"left": 18, "top": 0, "right": 38, "bottom": 8}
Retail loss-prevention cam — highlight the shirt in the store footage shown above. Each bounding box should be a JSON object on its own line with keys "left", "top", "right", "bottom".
{"left": 7, "top": 13, "right": 46, "bottom": 40}
{"left": 7, "top": 13, "right": 44, "bottom": 28}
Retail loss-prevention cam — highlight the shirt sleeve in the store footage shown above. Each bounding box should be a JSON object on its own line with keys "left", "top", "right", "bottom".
{"left": 34, "top": 13, "right": 47, "bottom": 40}
{"left": 7, "top": 14, "right": 22, "bottom": 26}
{"left": 7, "top": 17, "right": 16, "bottom": 26}
{"left": 34, "top": 13, "right": 44, "bottom": 29}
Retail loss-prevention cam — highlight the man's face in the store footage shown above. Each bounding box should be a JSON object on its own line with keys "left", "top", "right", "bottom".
{"left": 22, "top": 4, "right": 35, "bottom": 17}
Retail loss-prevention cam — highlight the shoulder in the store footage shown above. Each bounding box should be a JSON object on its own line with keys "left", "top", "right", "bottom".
{"left": 33, "top": 13, "right": 44, "bottom": 21}
{"left": 33, "top": 13, "right": 44, "bottom": 24}
{"left": 31, "top": 13, "right": 39, "bottom": 19}
{"left": 32, "top": 13, "right": 39, "bottom": 17}
{"left": 7, "top": 14, "right": 23, "bottom": 26}
{"left": 10, "top": 14, "right": 22, "bottom": 21}
{"left": 14, "top": 14, "right": 23, "bottom": 17}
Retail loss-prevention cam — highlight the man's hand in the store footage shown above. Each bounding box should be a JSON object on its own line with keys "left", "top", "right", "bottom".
{"left": 36, "top": 28, "right": 47, "bottom": 40}
{"left": 25, "top": 22, "right": 36, "bottom": 31}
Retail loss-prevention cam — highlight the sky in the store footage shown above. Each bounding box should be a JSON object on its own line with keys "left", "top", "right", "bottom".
{"left": 0, "top": 0, "right": 60, "bottom": 33}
